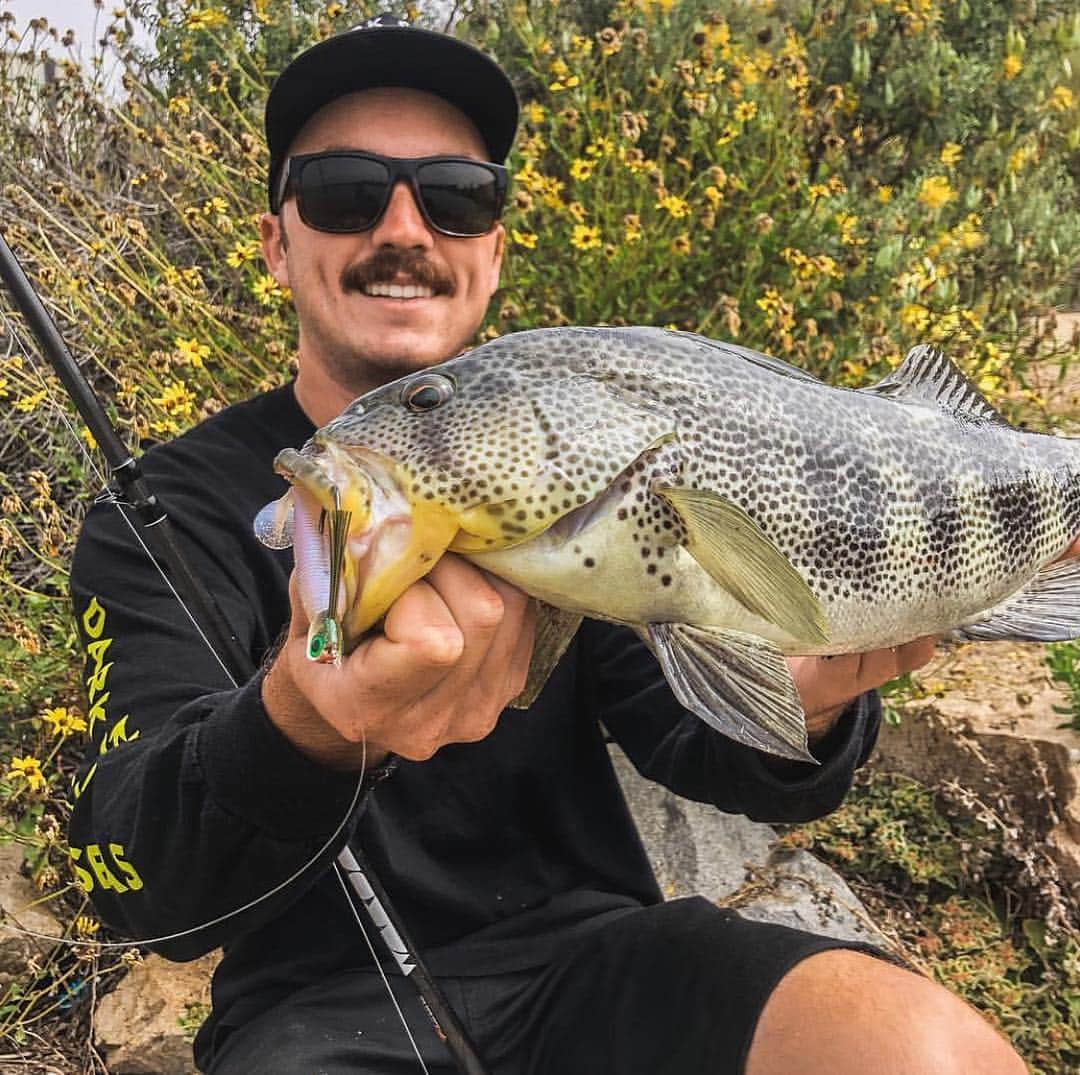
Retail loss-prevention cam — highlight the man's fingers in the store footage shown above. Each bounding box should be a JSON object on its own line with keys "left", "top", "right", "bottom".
{"left": 475, "top": 577, "right": 536, "bottom": 698}
{"left": 359, "top": 575, "right": 466, "bottom": 696}
{"left": 852, "top": 635, "right": 939, "bottom": 694}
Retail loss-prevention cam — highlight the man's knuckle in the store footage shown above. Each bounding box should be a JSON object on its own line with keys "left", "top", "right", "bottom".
{"left": 469, "top": 591, "right": 505, "bottom": 630}
{"left": 419, "top": 627, "right": 464, "bottom": 666}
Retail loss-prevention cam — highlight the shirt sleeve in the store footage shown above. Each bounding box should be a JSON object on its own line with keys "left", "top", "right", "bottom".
{"left": 583, "top": 620, "right": 881, "bottom": 824}
{"left": 67, "top": 481, "right": 365, "bottom": 961}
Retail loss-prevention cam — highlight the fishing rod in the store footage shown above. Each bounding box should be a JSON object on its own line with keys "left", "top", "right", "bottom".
{"left": 0, "top": 228, "right": 490, "bottom": 1075}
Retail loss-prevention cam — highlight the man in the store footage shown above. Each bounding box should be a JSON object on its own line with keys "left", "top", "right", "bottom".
{"left": 69, "top": 15, "right": 1027, "bottom": 1075}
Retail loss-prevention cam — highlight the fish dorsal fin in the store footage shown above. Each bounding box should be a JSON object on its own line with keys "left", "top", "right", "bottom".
{"left": 654, "top": 485, "right": 828, "bottom": 644}
{"left": 860, "top": 344, "right": 1008, "bottom": 425}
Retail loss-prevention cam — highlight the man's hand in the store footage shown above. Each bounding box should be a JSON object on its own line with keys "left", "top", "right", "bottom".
{"left": 787, "top": 637, "right": 938, "bottom": 742}
{"left": 262, "top": 555, "right": 536, "bottom": 770}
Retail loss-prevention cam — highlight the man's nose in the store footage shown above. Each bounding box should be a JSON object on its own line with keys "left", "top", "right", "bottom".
{"left": 369, "top": 180, "right": 434, "bottom": 248}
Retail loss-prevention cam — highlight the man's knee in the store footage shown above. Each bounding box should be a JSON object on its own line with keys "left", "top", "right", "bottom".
{"left": 746, "top": 948, "right": 1027, "bottom": 1075}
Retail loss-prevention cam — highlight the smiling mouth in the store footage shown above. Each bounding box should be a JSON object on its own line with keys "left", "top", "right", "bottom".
{"left": 362, "top": 282, "right": 436, "bottom": 299}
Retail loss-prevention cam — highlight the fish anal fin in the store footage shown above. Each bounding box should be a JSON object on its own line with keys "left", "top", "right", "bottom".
{"left": 654, "top": 485, "right": 827, "bottom": 645}
{"left": 860, "top": 344, "right": 1008, "bottom": 426}
{"left": 508, "top": 603, "right": 583, "bottom": 709}
{"left": 647, "top": 622, "right": 814, "bottom": 762}
{"left": 951, "top": 556, "right": 1080, "bottom": 642}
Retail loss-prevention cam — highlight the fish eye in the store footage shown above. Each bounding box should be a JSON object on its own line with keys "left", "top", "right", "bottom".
{"left": 402, "top": 374, "right": 455, "bottom": 413}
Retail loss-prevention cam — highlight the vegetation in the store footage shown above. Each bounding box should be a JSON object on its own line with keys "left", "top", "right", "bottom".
{"left": 0, "top": 0, "right": 1077, "bottom": 1068}
{"left": 783, "top": 773, "right": 1080, "bottom": 1075}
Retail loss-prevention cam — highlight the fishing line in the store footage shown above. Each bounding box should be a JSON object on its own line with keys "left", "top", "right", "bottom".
{"left": 0, "top": 308, "right": 372, "bottom": 953}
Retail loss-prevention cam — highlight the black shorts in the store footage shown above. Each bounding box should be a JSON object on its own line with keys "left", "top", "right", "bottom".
{"left": 208, "top": 897, "right": 891, "bottom": 1075}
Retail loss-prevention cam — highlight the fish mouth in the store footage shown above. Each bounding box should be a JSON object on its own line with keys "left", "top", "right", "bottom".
{"left": 271, "top": 438, "right": 620, "bottom": 655}
{"left": 274, "top": 440, "right": 459, "bottom": 648}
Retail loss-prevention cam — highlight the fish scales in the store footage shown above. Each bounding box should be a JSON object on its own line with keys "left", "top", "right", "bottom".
{"left": 258, "top": 326, "right": 1080, "bottom": 760}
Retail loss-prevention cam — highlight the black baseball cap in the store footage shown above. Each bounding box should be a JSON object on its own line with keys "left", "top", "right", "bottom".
{"left": 265, "top": 13, "right": 519, "bottom": 211}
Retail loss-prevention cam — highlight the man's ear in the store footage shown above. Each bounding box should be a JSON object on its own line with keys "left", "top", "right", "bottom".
{"left": 259, "top": 211, "right": 290, "bottom": 288}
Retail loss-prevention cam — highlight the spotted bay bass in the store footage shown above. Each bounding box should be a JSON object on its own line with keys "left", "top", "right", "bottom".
{"left": 255, "top": 327, "right": 1080, "bottom": 761}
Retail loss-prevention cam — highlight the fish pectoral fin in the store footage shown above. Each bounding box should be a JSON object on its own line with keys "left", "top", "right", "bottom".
{"left": 951, "top": 556, "right": 1080, "bottom": 642}
{"left": 654, "top": 485, "right": 828, "bottom": 644}
{"left": 254, "top": 491, "right": 294, "bottom": 549}
{"left": 509, "top": 603, "right": 584, "bottom": 710}
{"left": 646, "top": 622, "right": 814, "bottom": 762}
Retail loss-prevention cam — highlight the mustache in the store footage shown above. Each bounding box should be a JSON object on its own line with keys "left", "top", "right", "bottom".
{"left": 341, "top": 250, "right": 455, "bottom": 296}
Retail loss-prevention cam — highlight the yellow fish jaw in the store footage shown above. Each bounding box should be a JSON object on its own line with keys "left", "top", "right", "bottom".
{"left": 344, "top": 496, "right": 461, "bottom": 636}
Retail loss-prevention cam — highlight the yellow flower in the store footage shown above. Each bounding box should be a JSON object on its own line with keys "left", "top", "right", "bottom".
{"left": 733, "top": 100, "right": 758, "bottom": 123}
{"left": 656, "top": 194, "right": 690, "bottom": 218}
{"left": 703, "top": 185, "right": 724, "bottom": 209}
{"left": 168, "top": 95, "right": 191, "bottom": 117}
{"left": 586, "top": 137, "right": 615, "bottom": 158}
{"left": 81, "top": 428, "right": 97, "bottom": 451}
{"left": 525, "top": 101, "right": 546, "bottom": 125}
{"left": 226, "top": 239, "right": 260, "bottom": 268}
{"left": 252, "top": 274, "right": 285, "bottom": 306}
{"left": 14, "top": 389, "right": 47, "bottom": 414}
{"left": 1001, "top": 54, "right": 1022, "bottom": 80}
{"left": 7, "top": 756, "right": 46, "bottom": 792}
{"left": 624, "top": 213, "right": 642, "bottom": 243}
{"left": 1008, "top": 145, "right": 1033, "bottom": 174}
{"left": 715, "top": 124, "right": 737, "bottom": 146}
{"left": 175, "top": 336, "right": 210, "bottom": 369}
{"left": 511, "top": 229, "right": 538, "bottom": 249}
{"left": 939, "top": 142, "right": 962, "bottom": 167}
{"left": 185, "top": 8, "right": 227, "bottom": 31}
{"left": 917, "top": 175, "right": 955, "bottom": 210}
{"left": 41, "top": 706, "right": 88, "bottom": 737}
{"left": 569, "top": 159, "right": 595, "bottom": 181}
{"left": 567, "top": 201, "right": 587, "bottom": 223}
{"left": 1049, "top": 86, "right": 1074, "bottom": 113}
{"left": 900, "top": 303, "right": 931, "bottom": 333}
{"left": 877, "top": 184, "right": 894, "bottom": 204}
{"left": 570, "top": 224, "right": 602, "bottom": 251}
{"left": 671, "top": 233, "right": 691, "bottom": 256}
{"left": 153, "top": 382, "right": 198, "bottom": 417}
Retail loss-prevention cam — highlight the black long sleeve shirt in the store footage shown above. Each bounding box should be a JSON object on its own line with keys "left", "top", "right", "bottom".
{"left": 67, "top": 381, "right": 880, "bottom": 1067}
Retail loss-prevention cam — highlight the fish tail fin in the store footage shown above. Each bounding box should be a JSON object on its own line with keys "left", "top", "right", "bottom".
{"left": 646, "top": 622, "right": 814, "bottom": 762}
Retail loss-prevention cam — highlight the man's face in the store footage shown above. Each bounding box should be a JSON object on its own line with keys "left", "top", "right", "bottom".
{"left": 260, "top": 87, "right": 505, "bottom": 403}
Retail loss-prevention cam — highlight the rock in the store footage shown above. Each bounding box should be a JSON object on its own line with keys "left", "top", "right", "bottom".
{"left": 0, "top": 841, "right": 62, "bottom": 986}
{"left": 611, "top": 744, "right": 888, "bottom": 945}
{"left": 95, "top": 951, "right": 220, "bottom": 1075}
{"left": 728, "top": 847, "right": 883, "bottom": 945}
{"left": 874, "top": 642, "right": 1080, "bottom": 902}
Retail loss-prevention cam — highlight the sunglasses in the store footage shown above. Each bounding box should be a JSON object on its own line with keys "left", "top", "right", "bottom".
{"left": 274, "top": 151, "right": 508, "bottom": 238}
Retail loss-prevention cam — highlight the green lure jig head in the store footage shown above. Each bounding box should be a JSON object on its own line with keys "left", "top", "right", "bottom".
{"left": 306, "top": 489, "right": 352, "bottom": 666}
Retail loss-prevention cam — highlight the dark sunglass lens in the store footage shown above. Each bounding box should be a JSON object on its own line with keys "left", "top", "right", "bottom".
{"left": 297, "top": 156, "right": 389, "bottom": 231}
{"left": 417, "top": 161, "right": 501, "bottom": 236}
